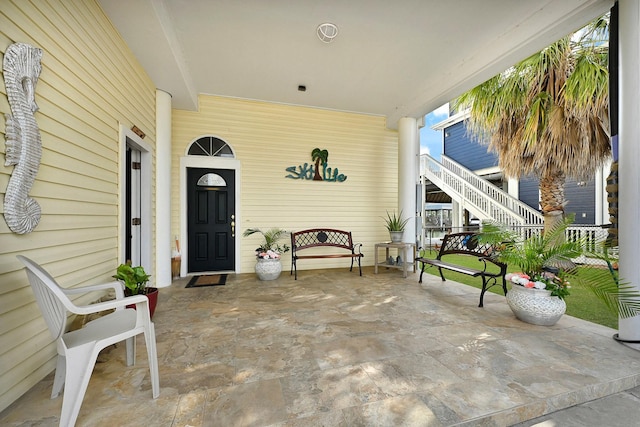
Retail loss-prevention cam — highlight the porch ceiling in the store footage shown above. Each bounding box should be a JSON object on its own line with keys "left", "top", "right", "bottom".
{"left": 98, "top": 0, "right": 612, "bottom": 129}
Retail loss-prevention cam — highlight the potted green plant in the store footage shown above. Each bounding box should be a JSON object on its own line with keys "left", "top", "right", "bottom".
{"left": 482, "top": 218, "right": 640, "bottom": 329}
{"left": 479, "top": 216, "right": 582, "bottom": 325}
{"left": 243, "top": 228, "right": 290, "bottom": 280}
{"left": 113, "top": 261, "right": 158, "bottom": 318}
{"left": 384, "top": 210, "right": 409, "bottom": 242}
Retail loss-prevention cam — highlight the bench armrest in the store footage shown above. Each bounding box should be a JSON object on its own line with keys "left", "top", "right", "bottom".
{"left": 353, "top": 242, "right": 363, "bottom": 255}
{"left": 478, "top": 256, "right": 507, "bottom": 274}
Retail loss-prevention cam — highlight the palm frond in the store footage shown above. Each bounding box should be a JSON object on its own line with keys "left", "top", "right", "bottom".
{"left": 479, "top": 215, "right": 580, "bottom": 277}
{"left": 243, "top": 228, "right": 290, "bottom": 253}
{"left": 580, "top": 268, "right": 640, "bottom": 319}
{"left": 575, "top": 244, "right": 640, "bottom": 318}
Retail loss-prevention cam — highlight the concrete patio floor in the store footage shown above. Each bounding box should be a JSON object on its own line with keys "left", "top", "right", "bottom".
{"left": 2, "top": 266, "right": 640, "bottom": 426}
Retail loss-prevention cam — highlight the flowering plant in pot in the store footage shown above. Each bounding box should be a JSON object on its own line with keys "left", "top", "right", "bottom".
{"left": 479, "top": 215, "right": 582, "bottom": 296}
{"left": 505, "top": 271, "right": 571, "bottom": 300}
{"left": 243, "top": 228, "right": 290, "bottom": 280}
{"left": 479, "top": 215, "right": 582, "bottom": 325}
{"left": 482, "top": 216, "right": 640, "bottom": 328}
{"left": 243, "top": 228, "right": 290, "bottom": 259}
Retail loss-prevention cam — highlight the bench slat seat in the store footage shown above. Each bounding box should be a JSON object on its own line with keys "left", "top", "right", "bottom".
{"left": 291, "top": 228, "right": 364, "bottom": 279}
{"left": 422, "top": 259, "right": 484, "bottom": 276}
{"left": 294, "top": 253, "right": 359, "bottom": 260}
{"left": 415, "top": 232, "right": 507, "bottom": 307}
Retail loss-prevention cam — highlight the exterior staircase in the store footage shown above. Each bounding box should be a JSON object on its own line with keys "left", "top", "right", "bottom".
{"left": 420, "top": 154, "right": 544, "bottom": 226}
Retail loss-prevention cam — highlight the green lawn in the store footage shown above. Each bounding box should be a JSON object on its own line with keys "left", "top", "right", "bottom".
{"left": 418, "top": 253, "right": 618, "bottom": 329}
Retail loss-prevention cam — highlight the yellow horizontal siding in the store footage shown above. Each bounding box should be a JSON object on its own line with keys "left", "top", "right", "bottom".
{"left": 1, "top": 244, "right": 116, "bottom": 296}
{"left": 0, "top": 297, "right": 44, "bottom": 336}
{"left": 1, "top": 330, "right": 57, "bottom": 394}
{"left": 0, "top": 0, "right": 157, "bottom": 412}
{"left": 173, "top": 95, "right": 399, "bottom": 274}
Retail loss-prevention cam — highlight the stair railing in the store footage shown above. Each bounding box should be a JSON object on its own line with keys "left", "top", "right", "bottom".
{"left": 420, "top": 154, "right": 544, "bottom": 226}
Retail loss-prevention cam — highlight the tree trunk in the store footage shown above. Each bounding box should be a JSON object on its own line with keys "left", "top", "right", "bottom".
{"left": 606, "top": 161, "right": 618, "bottom": 247}
{"left": 313, "top": 159, "right": 322, "bottom": 180}
{"left": 539, "top": 169, "right": 565, "bottom": 235}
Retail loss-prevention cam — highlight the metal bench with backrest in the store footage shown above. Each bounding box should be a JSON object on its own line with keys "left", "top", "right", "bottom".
{"left": 415, "top": 231, "right": 507, "bottom": 307}
{"left": 290, "top": 228, "right": 364, "bottom": 279}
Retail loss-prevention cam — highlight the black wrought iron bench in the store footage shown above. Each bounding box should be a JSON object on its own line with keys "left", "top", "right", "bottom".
{"left": 290, "top": 228, "right": 364, "bottom": 279}
{"left": 415, "top": 232, "right": 507, "bottom": 307}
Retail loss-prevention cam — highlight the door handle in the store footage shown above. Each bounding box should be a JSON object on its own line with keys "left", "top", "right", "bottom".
{"left": 231, "top": 220, "right": 235, "bottom": 237}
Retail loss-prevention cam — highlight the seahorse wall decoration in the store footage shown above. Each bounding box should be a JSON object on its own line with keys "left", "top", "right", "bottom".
{"left": 3, "top": 42, "right": 43, "bottom": 234}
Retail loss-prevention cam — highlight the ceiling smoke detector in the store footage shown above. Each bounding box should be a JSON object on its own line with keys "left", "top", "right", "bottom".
{"left": 317, "top": 23, "right": 338, "bottom": 43}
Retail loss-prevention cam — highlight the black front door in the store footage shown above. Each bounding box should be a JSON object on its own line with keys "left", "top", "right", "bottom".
{"left": 187, "top": 168, "right": 235, "bottom": 272}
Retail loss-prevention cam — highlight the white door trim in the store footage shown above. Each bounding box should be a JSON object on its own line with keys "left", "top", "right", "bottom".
{"left": 179, "top": 155, "right": 241, "bottom": 276}
{"left": 119, "top": 124, "right": 153, "bottom": 274}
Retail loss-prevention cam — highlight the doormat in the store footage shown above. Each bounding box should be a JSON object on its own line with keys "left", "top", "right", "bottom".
{"left": 185, "top": 274, "right": 227, "bottom": 288}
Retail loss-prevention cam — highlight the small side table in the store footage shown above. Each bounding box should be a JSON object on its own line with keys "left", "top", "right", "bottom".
{"left": 374, "top": 242, "right": 416, "bottom": 278}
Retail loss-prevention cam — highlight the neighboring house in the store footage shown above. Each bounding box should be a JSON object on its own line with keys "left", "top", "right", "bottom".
{"left": 430, "top": 111, "right": 608, "bottom": 226}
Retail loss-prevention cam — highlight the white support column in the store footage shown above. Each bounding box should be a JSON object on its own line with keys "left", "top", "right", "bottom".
{"left": 155, "top": 89, "right": 172, "bottom": 287}
{"left": 451, "top": 200, "right": 462, "bottom": 230}
{"left": 417, "top": 176, "right": 425, "bottom": 249}
{"left": 398, "top": 117, "right": 418, "bottom": 244}
{"left": 595, "top": 163, "right": 608, "bottom": 226}
{"left": 507, "top": 177, "right": 519, "bottom": 199}
{"left": 617, "top": 0, "right": 640, "bottom": 346}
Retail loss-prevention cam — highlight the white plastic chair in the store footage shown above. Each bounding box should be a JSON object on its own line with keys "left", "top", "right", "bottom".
{"left": 17, "top": 256, "right": 160, "bottom": 427}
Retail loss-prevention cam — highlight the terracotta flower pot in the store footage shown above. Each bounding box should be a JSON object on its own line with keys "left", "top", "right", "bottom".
{"left": 125, "top": 287, "right": 159, "bottom": 319}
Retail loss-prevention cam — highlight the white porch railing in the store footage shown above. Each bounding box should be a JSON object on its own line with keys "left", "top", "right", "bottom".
{"left": 512, "top": 224, "right": 612, "bottom": 265}
{"left": 420, "top": 153, "right": 544, "bottom": 226}
{"left": 420, "top": 224, "right": 611, "bottom": 267}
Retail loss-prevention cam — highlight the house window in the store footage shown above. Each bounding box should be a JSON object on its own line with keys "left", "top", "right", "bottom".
{"left": 188, "top": 136, "right": 234, "bottom": 157}
{"left": 197, "top": 173, "right": 227, "bottom": 187}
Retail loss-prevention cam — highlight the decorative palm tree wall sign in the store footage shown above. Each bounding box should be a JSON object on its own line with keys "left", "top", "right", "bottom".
{"left": 285, "top": 147, "right": 347, "bottom": 182}
{"left": 311, "top": 148, "right": 328, "bottom": 181}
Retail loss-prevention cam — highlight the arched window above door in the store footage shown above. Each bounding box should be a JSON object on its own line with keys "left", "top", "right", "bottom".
{"left": 188, "top": 136, "right": 234, "bottom": 158}
{"left": 197, "top": 173, "right": 227, "bottom": 187}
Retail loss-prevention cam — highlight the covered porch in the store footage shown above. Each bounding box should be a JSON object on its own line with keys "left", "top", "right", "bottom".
{"left": 2, "top": 269, "right": 639, "bottom": 426}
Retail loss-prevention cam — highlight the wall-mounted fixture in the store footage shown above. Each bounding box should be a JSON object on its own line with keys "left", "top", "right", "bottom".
{"left": 317, "top": 23, "right": 338, "bottom": 43}
{"left": 3, "top": 42, "right": 43, "bottom": 234}
{"left": 285, "top": 147, "right": 347, "bottom": 182}
{"left": 131, "top": 125, "right": 146, "bottom": 139}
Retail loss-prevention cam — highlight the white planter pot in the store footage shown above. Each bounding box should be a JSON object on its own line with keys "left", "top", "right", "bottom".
{"left": 389, "top": 231, "right": 404, "bottom": 243}
{"left": 506, "top": 284, "right": 566, "bottom": 326}
{"left": 255, "top": 258, "right": 282, "bottom": 280}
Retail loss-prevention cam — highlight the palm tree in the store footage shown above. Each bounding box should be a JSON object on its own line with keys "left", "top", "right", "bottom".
{"left": 311, "top": 148, "right": 328, "bottom": 181}
{"left": 456, "top": 16, "right": 611, "bottom": 232}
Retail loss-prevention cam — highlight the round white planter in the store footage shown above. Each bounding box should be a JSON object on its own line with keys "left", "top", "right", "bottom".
{"left": 255, "top": 258, "right": 282, "bottom": 280}
{"left": 506, "top": 285, "right": 566, "bottom": 326}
